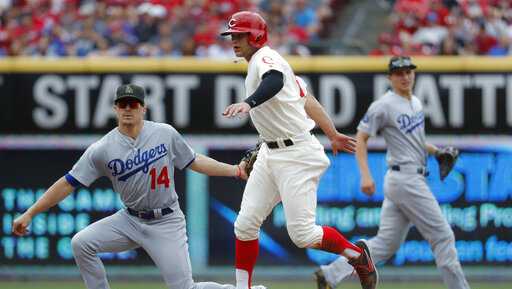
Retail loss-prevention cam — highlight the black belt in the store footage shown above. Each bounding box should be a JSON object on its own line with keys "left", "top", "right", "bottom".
{"left": 391, "top": 165, "right": 429, "bottom": 176}
{"left": 265, "top": 138, "right": 294, "bottom": 149}
{"left": 127, "top": 207, "right": 173, "bottom": 220}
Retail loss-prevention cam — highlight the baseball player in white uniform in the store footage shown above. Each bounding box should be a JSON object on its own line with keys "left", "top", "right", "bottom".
{"left": 220, "top": 11, "right": 377, "bottom": 289}
{"left": 12, "top": 84, "right": 266, "bottom": 289}
{"left": 314, "top": 56, "right": 471, "bottom": 289}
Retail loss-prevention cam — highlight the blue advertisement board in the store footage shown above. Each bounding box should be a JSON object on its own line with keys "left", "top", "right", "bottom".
{"left": 208, "top": 146, "right": 512, "bottom": 267}
{"left": 1, "top": 144, "right": 510, "bottom": 268}
{"left": 0, "top": 149, "right": 187, "bottom": 265}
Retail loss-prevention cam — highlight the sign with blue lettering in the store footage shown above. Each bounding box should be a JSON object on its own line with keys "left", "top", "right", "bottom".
{"left": 0, "top": 149, "right": 186, "bottom": 265}
{"left": 1, "top": 146, "right": 511, "bottom": 267}
{"left": 208, "top": 147, "right": 512, "bottom": 266}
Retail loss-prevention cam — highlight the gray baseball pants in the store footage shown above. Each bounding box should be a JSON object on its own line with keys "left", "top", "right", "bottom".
{"left": 71, "top": 206, "right": 235, "bottom": 289}
{"left": 321, "top": 170, "right": 470, "bottom": 289}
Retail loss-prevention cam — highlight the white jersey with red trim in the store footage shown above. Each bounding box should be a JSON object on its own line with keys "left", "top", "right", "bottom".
{"left": 246, "top": 46, "right": 315, "bottom": 141}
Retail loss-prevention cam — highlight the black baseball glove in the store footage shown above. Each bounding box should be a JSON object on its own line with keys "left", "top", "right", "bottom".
{"left": 435, "top": 147, "right": 459, "bottom": 181}
{"left": 241, "top": 143, "right": 261, "bottom": 177}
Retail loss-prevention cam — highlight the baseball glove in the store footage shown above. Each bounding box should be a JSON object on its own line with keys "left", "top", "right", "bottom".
{"left": 241, "top": 143, "right": 261, "bottom": 176}
{"left": 435, "top": 147, "right": 459, "bottom": 181}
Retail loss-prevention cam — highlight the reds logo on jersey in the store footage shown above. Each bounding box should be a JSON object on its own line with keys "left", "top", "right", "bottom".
{"left": 262, "top": 56, "right": 274, "bottom": 65}
{"left": 262, "top": 56, "right": 275, "bottom": 69}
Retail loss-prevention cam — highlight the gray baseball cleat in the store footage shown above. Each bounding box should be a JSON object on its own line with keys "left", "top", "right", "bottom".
{"left": 314, "top": 269, "right": 332, "bottom": 289}
{"left": 348, "top": 239, "right": 378, "bottom": 289}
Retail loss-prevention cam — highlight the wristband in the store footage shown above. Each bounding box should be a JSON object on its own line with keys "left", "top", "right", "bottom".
{"left": 235, "top": 165, "right": 241, "bottom": 178}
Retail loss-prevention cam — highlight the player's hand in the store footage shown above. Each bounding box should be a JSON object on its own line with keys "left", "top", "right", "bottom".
{"left": 223, "top": 102, "right": 251, "bottom": 118}
{"left": 12, "top": 212, "right": 32, "bottom": 236}
{"left": 237, "top": 161, "right": 249, "bottom": 180}
{"left": 360, "top": 176, "right": 376, "bottom": 196}
{"left": 329, "top": 132, "right": 356, "bottom": 155}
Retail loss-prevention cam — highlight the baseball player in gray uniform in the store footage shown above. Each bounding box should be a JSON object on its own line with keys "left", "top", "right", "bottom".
{"left": 314, "top": 56, "right": 470, "bottom": 289}
{"left": 12, "top": 84, "right": 265, "bottom": 289}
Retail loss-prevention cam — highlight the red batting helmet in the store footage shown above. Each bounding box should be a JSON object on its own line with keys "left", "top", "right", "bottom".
{"left": 220, "top": 11, "right": 268, "bottom": 48}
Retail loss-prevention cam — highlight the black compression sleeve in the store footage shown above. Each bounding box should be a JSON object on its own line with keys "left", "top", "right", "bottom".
{"left": 244, "top": 70, "right": 284, "bottom": 108}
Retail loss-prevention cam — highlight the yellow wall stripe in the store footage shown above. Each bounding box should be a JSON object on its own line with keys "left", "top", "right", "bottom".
{"left": 0, "top": 56, "right": 511, "bottom": 73}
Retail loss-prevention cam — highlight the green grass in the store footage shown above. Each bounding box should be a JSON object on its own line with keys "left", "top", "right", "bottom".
{"left": 0, "top": 281, "right": 510, "bottom": 289}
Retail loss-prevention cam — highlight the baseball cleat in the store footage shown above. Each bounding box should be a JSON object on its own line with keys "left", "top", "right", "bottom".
{"left": 314, "top": 269, "right": 332, "bottom": 289}
{"left": 250, "top": 285, "right": 267, "bottom": 289}
{"left": 349, "top": 239, "right": 378, "bottom": 289}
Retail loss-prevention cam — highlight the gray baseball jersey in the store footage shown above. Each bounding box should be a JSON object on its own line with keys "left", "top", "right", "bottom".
{"left": 69, "top": 120, "right": 195, "bottom": 210}
{"left": 357, "top": 90, "right": 427, "bottom": 167}
{"left": 67, "top": 120, "right": 244, "bottom": 289}
{"left": 320, "top": 90, "right": 470, "bottom": 289}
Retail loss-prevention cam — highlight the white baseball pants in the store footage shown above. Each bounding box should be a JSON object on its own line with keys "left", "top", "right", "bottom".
{"left": 234, "top": 134, "right": 330, "bottom": 248}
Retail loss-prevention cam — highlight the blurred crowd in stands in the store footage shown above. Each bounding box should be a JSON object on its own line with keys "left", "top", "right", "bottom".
{"left": 371, "top": 0, "right": 512, "bottom": 56}
{"left": 3, "top": 0, "right": 510, "bottom": 57}
{"left": 0, "top": 0, "right": 334, "bottom": 57}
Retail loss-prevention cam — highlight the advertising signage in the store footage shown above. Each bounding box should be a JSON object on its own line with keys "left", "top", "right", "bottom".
{"left": 208, "top": 147, "right": 512, "bottom": 267}
{"left": 1, "top": 145, "right": 511, "bottom": 267}
{"left": 2, "top": 72, "right": 511, "bottom": 135}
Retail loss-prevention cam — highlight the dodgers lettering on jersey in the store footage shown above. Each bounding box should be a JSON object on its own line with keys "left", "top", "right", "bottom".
{"left": 68, "top": 121, "right": 195, "bottom": 211}
{"left": 108, "top": 144, "right": 168, "bottom": 181}
{"left": 396, "top": 111, "right": 425, "bottom": 134}
{"left": 246, "top": 46, "right": 315, "bottom": 141}
{"left": 358, "top": 90, "right": 427, "bottom": 166}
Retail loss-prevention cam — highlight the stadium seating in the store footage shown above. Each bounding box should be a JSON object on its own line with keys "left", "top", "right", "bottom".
{"left": 370, "top": 0, "right": 512, "bottom": 56}
{"left": 0, "top": 0, "right": 335, "bottom": 57}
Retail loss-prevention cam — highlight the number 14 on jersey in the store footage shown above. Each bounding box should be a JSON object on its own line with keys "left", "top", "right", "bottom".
{"left": 149, "top": 166, "right": 170, "bottom": 190}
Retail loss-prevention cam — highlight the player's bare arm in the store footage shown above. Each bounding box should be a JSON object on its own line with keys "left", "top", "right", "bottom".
{"left": 304, "top": 92, "right": 356, "bottom": 155}
{"left": 189, "top": 154, "right": 248, "bottom": 180}
{"left": 223, "top": 102, "right": 252, "bottom": 118}
{"left": 12, "top": 177, "right": 74, "bottom": 236}
{"left": 355, "top": 131, "right": 375, "bottom": 196}
{"left": 425, "top": 142, "right": 440, "bottom": 155}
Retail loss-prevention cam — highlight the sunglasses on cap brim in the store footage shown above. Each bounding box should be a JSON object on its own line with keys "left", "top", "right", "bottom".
{"left": 115, "top": 98, "right": 143, "bottom": 109}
